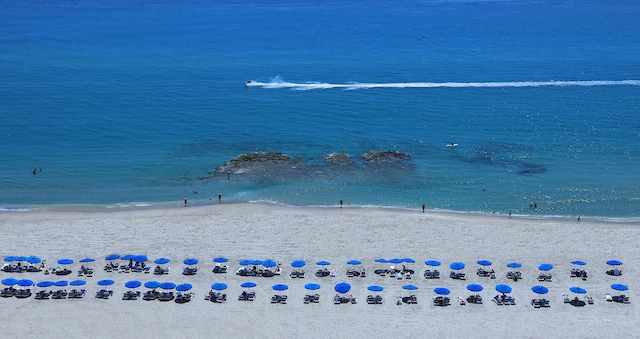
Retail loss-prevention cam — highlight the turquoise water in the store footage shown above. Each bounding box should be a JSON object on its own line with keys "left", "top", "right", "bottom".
{"left": 1, "top": 0, "right": 639, "bottom": 217}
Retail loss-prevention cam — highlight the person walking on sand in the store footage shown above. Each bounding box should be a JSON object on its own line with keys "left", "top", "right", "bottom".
{"left": 577, "top": 215, "right": 581, "bottom": 224}
{"left": 422, "top": 204, "right": 425, "bottom": 213}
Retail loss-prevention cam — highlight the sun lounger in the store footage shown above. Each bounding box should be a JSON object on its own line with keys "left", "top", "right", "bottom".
{"left": 458, "top": 296, "right": 466, "bottom": 305}
{"left": 15, "top": 289, "right": 32, "bottom": 299}
{"left": 424, "top": 270, "right": 432, "bottom": 279}
{"left": 605, "top": 293, "right": 613, "bottom": 302}
{"left": 531, "top": 299, "right": 541, "bottom": 308}
{"left": 158, "top": 292, "right": 174, "bottom": 302}
{"left": 585, "top": 294, "right": 594, "bottom": 305}
{"left": 360, "top": 269, "right": 366, "bottom": 278}
{"left": 542, "top": 298, "right": 550, "bottom": 307}
{"left": 563, "top": 294, "right": 570, "bottom": 303}
{"left": 493, "top": 295, "right": 503, "bottom": 305}
{"left": 432, "top": 270, "right": 440, "bottom": 279}
{"left": 0, "top": 288, "right": 15, "bottom": 298}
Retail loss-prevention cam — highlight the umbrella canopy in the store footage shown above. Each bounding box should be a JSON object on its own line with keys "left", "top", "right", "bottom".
{"left": 121, "top": 254, "right": 136, "bottom": 261}
{"left": 97, "top": 279, "right": 114, "bottom": 286}
{"left": 57, "top": 258, "right": 73, "bottom": 265}
{"left": 477, "top": 260, "right": 492, "bottom": 266}
{"left": 176, "top": 283, "right": 192, "bottom": 291}
{"left": 403, "top": 258, "right": 416, "bottom": 264}
{"left": 272, "top": 284, "right": 289, "bottom": 291}
{"left": 571, "top": 260, "right": 587, "bottom": 266}
{"left": 16, "top": 279, "right": 34, "bottom": 287}
{"left": 133, "top": 255, "right": 148, "bottom": 263}
{"left": 154, "top": 258, "right": 170, "bottom": 265}
{"left": 403, "top": 285, "right": 419, "bottom": 290}
{"left": 389, "top": 258, "right": 403, "bottom": 264}
{"left": 26, "top": 256, "right": 42, "bottom": 264}
{"left": 531, "top": 286, "right": 549, "bottom": 295}
{"left": 261, "top": 260, "right": 277, "bottom": 267}
{"left": 375, "top": 258, "right": 388, "bottom": 263}
{"left": 434, "top": 287, "right": 450, "bottom": 295}
{"left": 213, "top": 257, "right": 229, "bottom": 263}
{"left": 611, "top": 284, "right": 628, "bottom": 291}
{"left": 54, "top": 280, "right": 68, "bottom": 287}
{"left": 538, "top": 263, "right": 553, "bottom": 271}
{"left": 334, "top": 282, "right": 351, "bottom": 293}
{"left": 79, "top": 258, "right": 95, "bottom": 263}
{"left": 125, "top": 280, "right": 142, "bottom": 289}
{"left": 305, "top": 283, "right": 321, "bottom": 290}
{"left": 425, "top": 260, "right": 441, "bottom": 267}
{"left": 467, "top": 284, "right": 484, "bottom": 292}
{"left": 570, "top": 287, "right": 587, "bottom": 294}
{"left": 183, "top": 258, "right": 198, "bottom": 265}
{"left": 367, "top": 285, "right": 383, "bottom": 292}
{"left": 506, "top": 262, "right": 522, "bottom": 268}
{"left": 36, "top": 281, "right": 55, "bottom": 288}
{"left": 159, "top": 282, "right": 176, "bottom": 290}
{"left": 105, "top": 254, "right": 120, "bottom": 261}
{"left": 2, "top": 278, "right": 19, "bottom": 286}
{"left": 3, "top": 256, "right": 18, "bottom": 262}
{"left": 496, "top": 284, "right": 512, "bottom": 294}
{"left": 144, "top": 281, "right": 161, "bottom": 289}
{"left": 291, "top": 260, "right": 306, "bottom": 268}
{"left": 69, "top": 280, "right": 86, "bottom": 286}
{"left": 239, "top": 260, "right": 259, "bottom": 266}
{"left": 316, "top": 261, "right": 331, "bottom": 266}
{"left": 241, "top": 282, "right": 257, "bottom": 288}
{"left": 450, "top": 262, "right": 465, "bottom": 270}
{"left": 606, "top": 260, "right": 623, "bottom": 266}
{"left": 347, "top": 260, "right": 361, "bottom": 265}
{"left": 211, "top": 283, "right": 228, "bottom": 291}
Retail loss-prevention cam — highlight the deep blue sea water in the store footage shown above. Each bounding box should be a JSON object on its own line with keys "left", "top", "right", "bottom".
{"left": 1, "top": 0, "right": 639, "bottom": 217}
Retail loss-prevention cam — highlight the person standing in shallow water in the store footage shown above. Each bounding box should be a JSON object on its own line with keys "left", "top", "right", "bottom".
{"left": 184, "top": 198, "right": 187, "bottom": 206}
{"left": 218, "top": 193, "right": 221, "bottom": 203}
{"left": 577, "top": 215, "right": 581, "bottom": 224}
{"left": 339, "top": 199, "right": 343, "bottom": 208}
{"left": 422, "top": 204, "right": 425, "bottom": 213}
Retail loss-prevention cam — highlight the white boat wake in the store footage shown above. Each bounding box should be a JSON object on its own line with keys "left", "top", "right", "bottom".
{"left": 245, "top": 79, "right": 640, "bottom": 90}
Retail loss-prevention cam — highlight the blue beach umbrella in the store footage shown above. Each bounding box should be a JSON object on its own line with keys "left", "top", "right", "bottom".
{"left": 538, "top": 263, "right": 553, "bottom": 271}
{"left": 531, "top": 286, "right": 549, "bottom": 295}
{"left": 570, "top": 287, "right": 587, "bottom": 294}
{"left": 154, "top": 258, "right": 170, "bottom": 265}
{"left": 133, "top": 255, "right": 148, "bottom": 263}
{"left": 159, "top": 282, "right": 176, "bottom": 290}
{"left": 125, "top": 280, "right": 142, "bottom": 289}
{"left": 211, "top": 283, "right": 228, "bottom": 291}
{"left": 291, "top": 260, "right": 306, "bottom": 268}
{"left": 97, "top": 279, "right": 114, "bottom": 286}
{"left": 183, "top": 258, "right": 198, "bottom": 265}
{"left": 403, "top": 285, "right": 419, "bottom": 290}
{"left": 16, "top": 279, "right": 34, "bottom": 287}
{"left": 334, "top": 282, "right": 351, "bottom": 293}
{"left": 239, "top": 260, "right": 254, "bottom": 266}
{"left": 144, "top": 281, "right": 161, "bottom": 289}
{"left": 389, "top": 258, "right": 403, "bottom": 264}
{"left": 347, "top": 260, "right": 361, "bottom": 265}
{"left": 368, "top": 285, "right": 383, "bottom": 292}
{"left": 241, "top": 282, "right": 257, "bottom": 288}
{"left": 54, "top": 280, "right": 68, "bottom": 287}
{"left": 425, "top": 260, "right": 441, "bottom": 267}
{"left": 496, "top": 284, "right": 512, "bottom": 294}
{"left": 3, "top": 256, "right": 18, "bottom": 262}
{"left": 36, "top": 281, "right": 55, "bottom": 288}
{"left": 2, "top": 278, "right": 19, "bottom": 286}
{"left": 262, "top": 260, "right": 277, "bottom": 268}
{"left": 105, "top": 254, "right": 120, "bottom": 261}
{"left": 27, "top": 256, "right": 42, "bottom": 264}
{"left": 176, "top": 284, "right": 192, "bottom": 292}
{"left": 571, "top": 260, "right": 587, "bottom": 266}
{"left": 213, "top": 257, "right": 229, "bottom": 263}
{"left": 403, "top": 258, "right": 416, "bottom": 264}
{"left": 121, "top": 254, "right": 135, "bottom": 261}
{"left": 375, "top": 258, "right": 388, "bottom": 263}
{"left": 506, "top": 262, "right": 522, "bottom": 268}
{"left": 477, "top": 260, "right": 492, "bottom": 266}
{"left": 15, "top": 256, "right": 28, "bottom": 262}
{"left": 57, "top": 258, "right": 73, "bottom": 265}
{"left": 305, "top": 283, "right": 321, "bottom": 290}
{"left": 316, "top": 261, "right": 331, "bottom": 266}
{"left": 606, "top": 260, "right": 623, "bottom": 266}
{"left": 79, "top": 258, "right": 95, "bottom": 263}
{"left": 434, "top": 287, "right": 450, "bottom": 295}
{"left": 70, "top": 280, "right": 86, "bottom": 286}
{"left": 450, "top": 262, "right": 465, "bottom": 270}
{"left": 272, "top": 284, "right": 288, "bottom": 291}
{"left": 611, "top": 284, "right": 628, "bottom": 291}
{"left": 467, "top": 284, "right": 484, "bottom": 292}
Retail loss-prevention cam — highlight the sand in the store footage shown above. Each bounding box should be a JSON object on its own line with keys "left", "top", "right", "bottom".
{"left": 0, "top": 203, "right": 638, "bottom": 338}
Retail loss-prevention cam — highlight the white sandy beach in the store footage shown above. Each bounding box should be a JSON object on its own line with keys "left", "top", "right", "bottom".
{"left": 0, "top": 203, "right": 638, "bottom": 338}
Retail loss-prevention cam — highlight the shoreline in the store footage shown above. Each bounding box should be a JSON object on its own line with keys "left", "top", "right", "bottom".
{"left": 2, "top": 200, "right": 639, "bottom": 225}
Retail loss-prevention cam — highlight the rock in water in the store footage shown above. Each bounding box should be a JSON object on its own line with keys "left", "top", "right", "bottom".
{"left": 361, "top": 150, "right": 411, "bottom": 164}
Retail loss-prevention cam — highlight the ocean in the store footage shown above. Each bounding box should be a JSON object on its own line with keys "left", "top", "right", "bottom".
{"left": 1, "top": 0, "right": 639, "bottom": 218}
